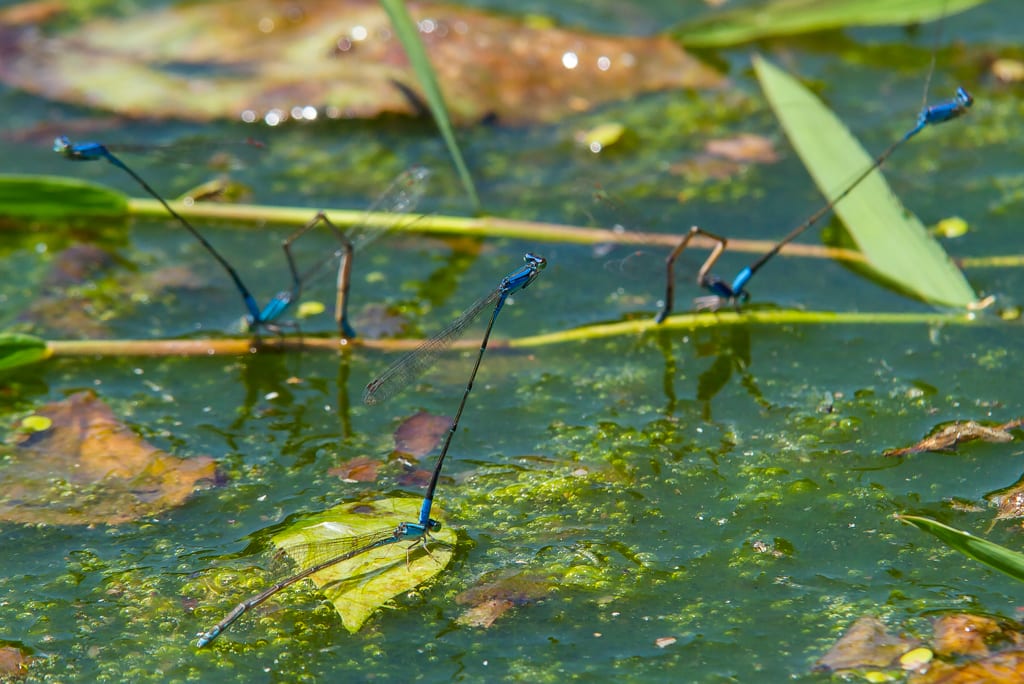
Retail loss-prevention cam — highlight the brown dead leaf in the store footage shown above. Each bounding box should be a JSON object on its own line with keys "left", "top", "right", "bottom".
{"left": 0, "top": 645, "right": 31, "bottom": 680}
{"left": 43, "top": 244, "right": 117, "bottom": 288}
{"left": 814, "top": 616, "right": 919, "bottom": 672}
{"left": 987, "top": 475, "right": 1024, "bottom": 521}
{"left": 328, "top": 456, "right": 380, "bottom": 482}
{"left": 704, "top": 133, "right": 778, "bottom": 163}
{"left": 455, "top": 572, "right": 552, "bottom": 628}
{"left": 908, "top": 649, "right": 1024, "bottom": 684}
{"left": 933, "top": 614, "right": 1004, "bottom": 658}
{"left": 394, "top": 411, "right": 451, "bottom": 459}
{"left": 0, "top": 0, "right": 724, "bottom": 125}
{"left": 1, "top": 391, "right": 217, "bottom": 525}
{"left": 885, "top": 419, "right": 1024, "bottom": 458}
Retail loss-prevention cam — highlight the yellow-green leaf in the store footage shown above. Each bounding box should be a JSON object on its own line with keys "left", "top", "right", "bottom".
{"left": 752, "top": 56, "right": 977, "bottom": 308}
{"left": 674, "top": 0, "right": 990, "bottom": 48}
{"left": 272, "top": 497, "right": 456, "bottom": 633}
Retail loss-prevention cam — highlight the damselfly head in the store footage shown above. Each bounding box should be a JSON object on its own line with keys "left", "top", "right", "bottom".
{"left": 53, "top": 136, "right": 71, "bottom": 155}
{"left": 956, "top": 86, "right": 974, "bottom": 108}
{"left": 524, "top": 253, "right": 547, "bottom": 271}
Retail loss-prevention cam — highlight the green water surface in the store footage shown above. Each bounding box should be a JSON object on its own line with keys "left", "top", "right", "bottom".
{"left": 0, "top": 0, "right": 1022, "bottom": 681}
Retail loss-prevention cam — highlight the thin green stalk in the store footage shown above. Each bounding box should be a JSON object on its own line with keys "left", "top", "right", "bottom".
{"left": 380, "top": 0, "right": 480, "bottom": 210}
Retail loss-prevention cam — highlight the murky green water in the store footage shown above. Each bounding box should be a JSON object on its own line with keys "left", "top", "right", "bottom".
{"left": 1, "top": 0, "right": 1022, "bottom": 681}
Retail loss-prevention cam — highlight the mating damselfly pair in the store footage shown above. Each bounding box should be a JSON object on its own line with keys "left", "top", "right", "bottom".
{"left": 54, "top": 135, "right": 429, "bottom": 338}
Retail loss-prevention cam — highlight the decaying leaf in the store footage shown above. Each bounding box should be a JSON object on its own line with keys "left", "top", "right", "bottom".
{"left": 0, "top": 391, "right": 217, "bottom": 524}
{"left": 932, "top": 614, "right": 1006, "bottom": 658}
{"left": 885, "top": 418, "right": 1024, "bottom": 458}
{"left": 454, "top": 571, "right": 552, "bottom": 628}
{"left": 816, "top": 613, "right": 1024, "bottom": 682}
{"left": 394, "top": 410, "right": 451, "bottom": 459}
{"left": 272, "top": 497, "right": 456, "bottom": 633}
{"left": 327, "top": 456, "right": 380, "bottom": 482}
{"left": 987, "top": 475, "right": 1024, "bottom": 521}
{"left": 0, "top": 0, "right": 724, "bottom": 125}
{"left": 704, "top": 133, "right": 778, "bottom": 163}
{"left": 814, "top": 616, "right": 919, "bottom": 672}
{"left": 908, "top": 649, "right": 1024, "bottom": 684}
{"left": 0, "top": 645, "right": 31, "bottom": 680}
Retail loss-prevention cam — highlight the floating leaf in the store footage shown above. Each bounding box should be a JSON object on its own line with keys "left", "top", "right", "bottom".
{"left": 814, "top": 615, "right": 919, "bottom": 673}
{"left": 674, "top": 0, "right": 990, "bottom": 48}
{"left": 0, "top": 0, "right": 723, "bottom": 125}
{"left": 394, "top": 410, "right": 451, "bottom": 459}
{"left": 0, "top": 333, "right": 49, "bottom": 371}
{"left": 896, "top": 515, "right": 1024, "bottom": 583}
{"left": 576, "top": 122, "right": 627, "bottom": 153}
{"left": 327, "top": 456, "right": 380, "bottom": 483}
{"left": 986, "top": 475, "right": 1024, "bottom": 521}
{"left": 272, "top": 497, "right": 456, "bottom": 633}
{"left": 932, "top": 614, "right": 1002, "bottom": 658}
{"left": 909, "top": 650, "right": 1024, "bottom": 683}
{"left": 0, "top": 391, "right": 217, "bottom": 524}
{"left": 992, "top": 58, "right": 1024, "bottom": 84}
{"left": 0, "top": 645, "right": 31, "bottom": 679}
{"left": 885, "top": 418, "right": 1023, "bottom": 457}
{"left": 933, "top": 216, "right": 969, "bottom": 239}
{"left": 454, "top": 571, "right": 551, "bottom": 628}
{"left": 704, "top": 133, "right": 778, "bottom": 164}
{"left": 753, "top": 56, "right": 978, "bottom": 308}
{"left": 900, "top": 647, "right": 933, "bottom": 671}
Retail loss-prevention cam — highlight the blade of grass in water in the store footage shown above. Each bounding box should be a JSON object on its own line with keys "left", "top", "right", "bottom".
{"left": 752, "top": 55, "right": 977, "bottom": 309}
{"left": 380, "top": 0, "right": 479, "bottom": 211}
{"left": 674, "top": 0, "right": 990, "bottom": 48}
{"left": 897, "top": 514, "right": 1024, "bottom": 583}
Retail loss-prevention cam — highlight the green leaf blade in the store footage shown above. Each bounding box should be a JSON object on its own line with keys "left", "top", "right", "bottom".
{"left": 897, "top": 514, "right": 1024, "bottom": 583}
{"left": 0, "top": 333, "right": 50, "bottom": 370}
{"left": 674, "top": 0, "right": 991, "bottom": 48}
{"left": 752, "top": 56, "right": 977, "bottom": 308}
{"left": 379, "top": 0, "right": 479, "bottom": 211}
{"left": 0, "top": 175, "right": 128, "bottom": 223}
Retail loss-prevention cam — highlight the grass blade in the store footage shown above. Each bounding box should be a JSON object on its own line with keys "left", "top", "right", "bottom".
{"left": 674, "top": 0, "right": 990, "bottom": 48}
{"left": 0, "top": 333, "right": 50, "bottom": 370}
{"left": 897, "top": 514, "right": 1024, "bottom": 583}
{"left": 752, "top": 55, "right": 977, "bottom": 308}
{"left": 380, "top": 0, "right": 479, "bottom": 211}
{"left": 0, "top": 175, "right": 127, "bottom": 222}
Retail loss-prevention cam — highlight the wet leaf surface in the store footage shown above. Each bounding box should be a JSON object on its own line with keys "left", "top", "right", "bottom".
{"left": 393, "top": 410, "right": 451, "bottom": 459}
{"left": 0, "top": 645, "right": 31, "bottom": 680}
{"left": 885, "top": 418, "right": 1024, "bottom": 457}
{"left": 272, "top": 497, "right": 455, "bottom": 633}
{"left": 0, "top": 0, "right": 724, "bottom": 125}
{"left": 327, "top": 455, "right": 380, "bottom": 482}
{"left": 932, "top": 614, "right": 1007, "bottom": 658}
{"left": 909, "top": 649, "right": 1024, "bottom": 683}
{"left": 987, "top": 475, "right": 1024, "bottom": 521}
{"left": 817, "top": 614, "right": 1024, "bottom": 683}
{"left": 814, "top": 616, "right": 919, "bottom": 672}
{"left": 454, "top": 571, "right": 551, "bottom": 628}
{"left": 0, "top": 390, "right": 217, "bottom": 524}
